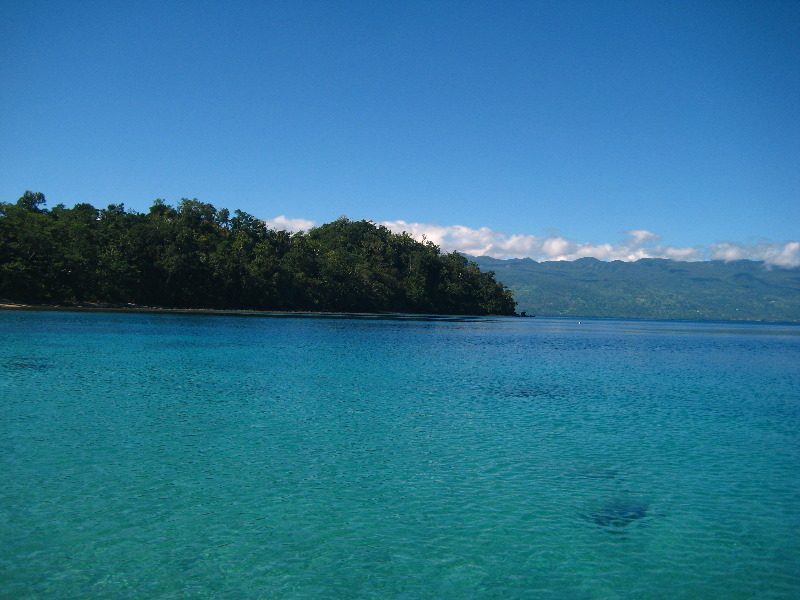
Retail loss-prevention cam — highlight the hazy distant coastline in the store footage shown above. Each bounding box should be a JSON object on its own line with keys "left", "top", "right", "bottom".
{"left": 470, "top": 255, "right": 800, "bottom": 322}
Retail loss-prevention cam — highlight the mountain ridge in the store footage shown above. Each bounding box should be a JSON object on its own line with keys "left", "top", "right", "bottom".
{"left": 467, "top": 255, "right": 800, "bottom": 322}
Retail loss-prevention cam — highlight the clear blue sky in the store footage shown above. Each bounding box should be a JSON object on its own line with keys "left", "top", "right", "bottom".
{"left": 2, "top": 1, "right": 798, "bottom": 263}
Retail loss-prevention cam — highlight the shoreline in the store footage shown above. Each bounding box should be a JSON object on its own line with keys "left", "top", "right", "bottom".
{"left": 0, "top": 301, "right": 499, "bottom": 321}
{"left": 1, "top": 302, "right": 797, "bottom": 324}
{"left": 0, "top": 300, "right": 258, "bottom": 315}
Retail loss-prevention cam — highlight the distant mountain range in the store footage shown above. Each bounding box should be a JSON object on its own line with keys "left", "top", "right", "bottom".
{"left": 468, "top": 256, "right": 800, "bottom": 322}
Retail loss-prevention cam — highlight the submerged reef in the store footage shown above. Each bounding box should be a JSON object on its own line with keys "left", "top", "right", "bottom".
{"left": 583, "top": 498, "right": 649, "bottom": 529}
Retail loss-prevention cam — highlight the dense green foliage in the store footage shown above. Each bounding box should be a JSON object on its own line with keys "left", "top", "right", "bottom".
{"left": 0, "top": 192, "right": 516, "bottom": 315}
{"left": 470, "top": 255, "right": 800, "bottom": 322}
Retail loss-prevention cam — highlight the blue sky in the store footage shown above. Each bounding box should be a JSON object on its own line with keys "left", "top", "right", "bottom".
{"left": 2, "top": 1, "right": 798, "bottom": 264}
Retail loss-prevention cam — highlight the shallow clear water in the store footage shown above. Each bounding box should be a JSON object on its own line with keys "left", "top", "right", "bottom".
{"left": 1, "top": 311, "right": 799, "bottom": 599}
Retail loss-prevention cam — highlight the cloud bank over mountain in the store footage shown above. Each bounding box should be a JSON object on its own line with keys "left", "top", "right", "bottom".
{"left": 709, "top": 241, "right": 800, "bottom": 268}
{"left": 379, "top": 221, "right": 800, "bottom": 268}
{"left": 266, "top": 217, "right": 800, "bottom": 268}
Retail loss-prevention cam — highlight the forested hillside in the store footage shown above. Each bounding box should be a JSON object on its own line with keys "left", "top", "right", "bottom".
{"left": 0, "top": 192, "right": 516, "bottom": 315}
{"left": 470, "top": 255, "right": 800, "bottom": 322}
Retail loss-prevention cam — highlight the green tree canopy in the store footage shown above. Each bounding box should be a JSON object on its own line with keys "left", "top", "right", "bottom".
{"left": 0, "top": 193, "right": 517, "bottom": 316}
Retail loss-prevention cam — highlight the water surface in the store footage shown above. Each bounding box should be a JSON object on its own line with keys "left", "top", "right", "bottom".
{"left": 2, "top": 312, "right": 798, "bottom": 599}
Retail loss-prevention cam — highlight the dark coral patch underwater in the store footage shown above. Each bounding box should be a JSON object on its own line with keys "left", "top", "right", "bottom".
{"left": 583, "top": 498, "right": 650, "bottom": 530}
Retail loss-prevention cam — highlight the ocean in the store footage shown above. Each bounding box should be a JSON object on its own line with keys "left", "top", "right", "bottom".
{"left": 1, "top": 311, "right": 798, "bottom": 599}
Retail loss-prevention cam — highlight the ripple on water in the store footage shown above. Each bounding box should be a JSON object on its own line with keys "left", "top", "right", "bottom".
{"left": 1, "top": 312, "right": 799, "bottom": 599}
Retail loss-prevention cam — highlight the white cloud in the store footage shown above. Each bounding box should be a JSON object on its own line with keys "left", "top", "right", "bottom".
{"left": 381, "top": 220, "right": 799, "bottom": 267}
{"left": 263, "top": 215, "right": 316, "bottom": 232}
{"left": 711, "top": 241, "right": 800, "bottom": 268}
{"left": 382, "top": 221, "right": 705, "bottom": 263}
{"left": 709, "top": 242, "right": 748, "bottom": 262}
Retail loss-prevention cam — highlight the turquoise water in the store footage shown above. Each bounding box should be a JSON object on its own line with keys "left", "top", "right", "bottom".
{"left": 1, "top": 311, "right": 799, "bottom": 599}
